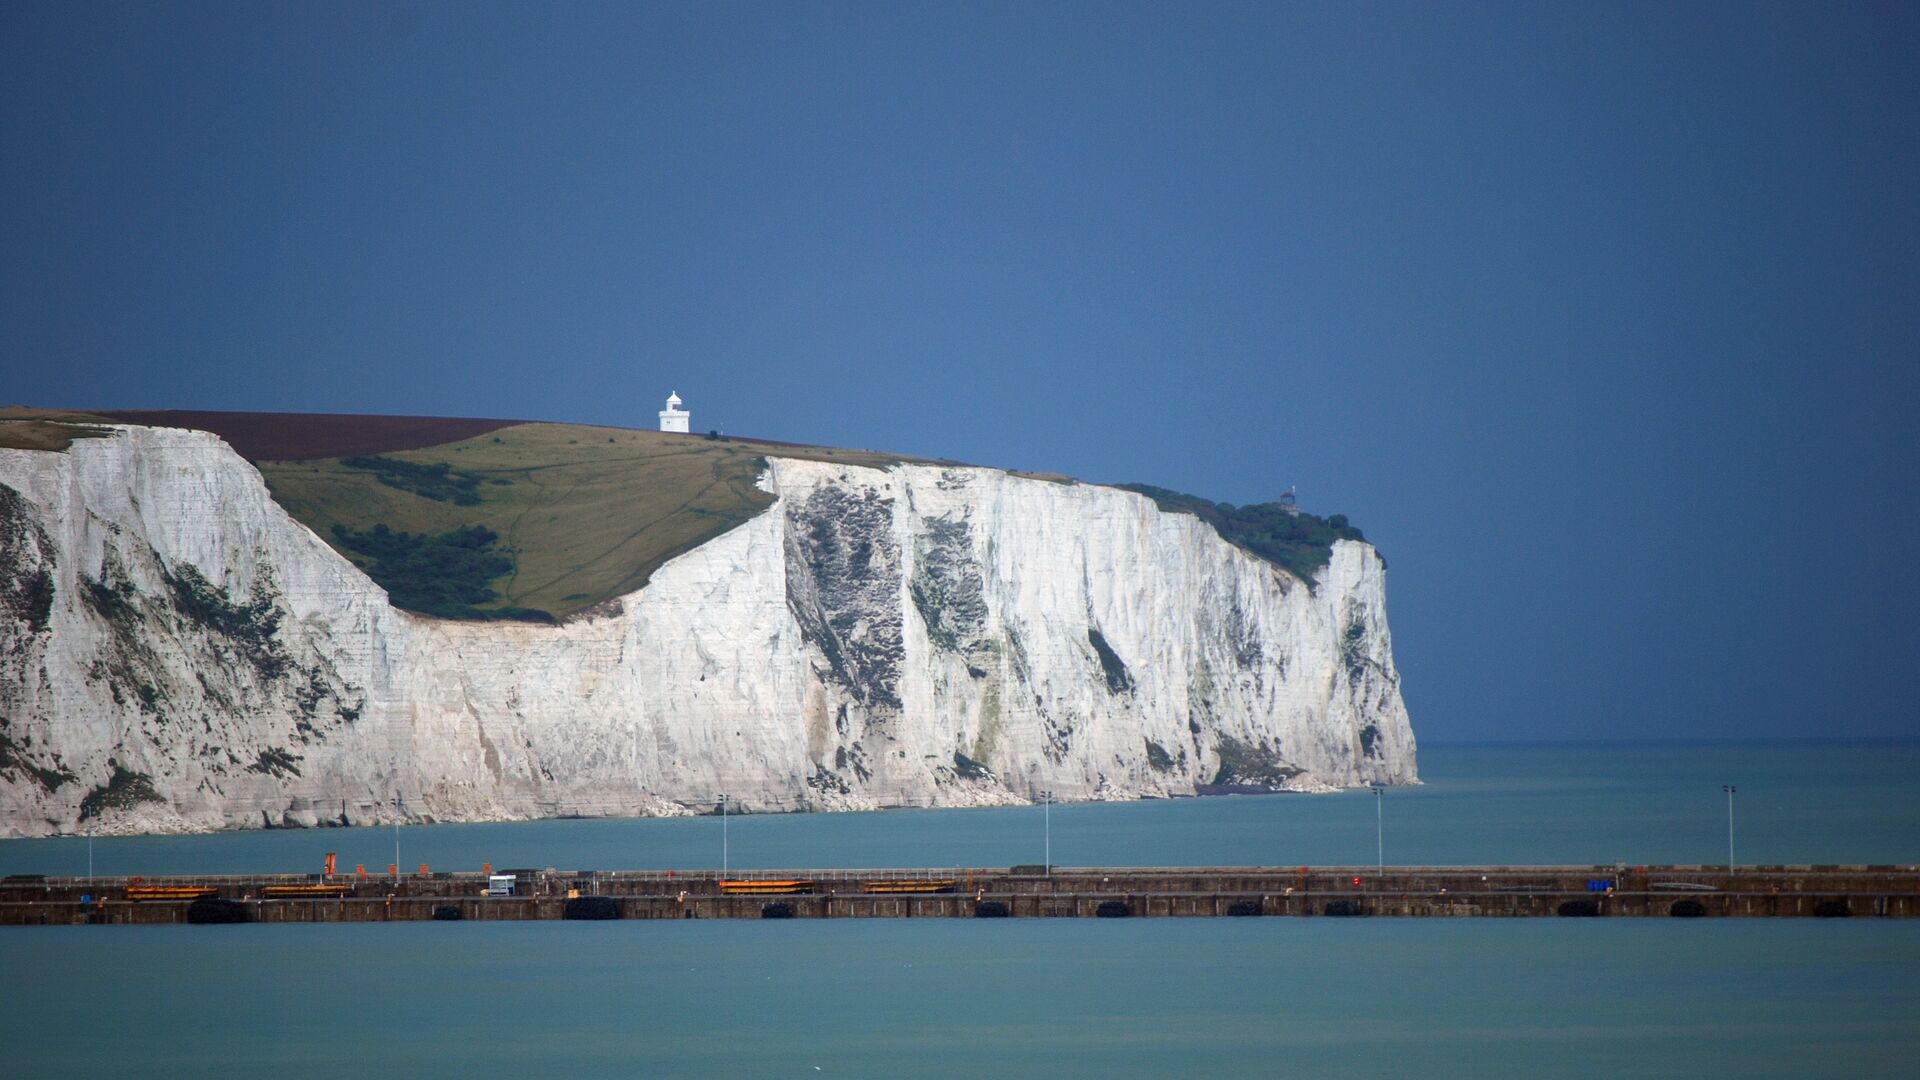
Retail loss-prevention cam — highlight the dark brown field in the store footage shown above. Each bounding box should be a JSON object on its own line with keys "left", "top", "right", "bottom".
{"left": 93, "top": 409, "right": 522, "bottom": 462}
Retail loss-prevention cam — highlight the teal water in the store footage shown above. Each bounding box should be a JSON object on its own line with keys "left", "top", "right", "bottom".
{"left": 3, "top": 740, "right": 1914, "bottom": 876}
{"left": 2, "top": 921, "right": 1915, "bottom": 1077}
{"left": 4, "top": 741, "right": 1918, "bottom": 1076}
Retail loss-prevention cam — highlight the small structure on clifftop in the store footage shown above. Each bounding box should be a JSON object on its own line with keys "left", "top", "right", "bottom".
{"left": 659, "top": 391, "right": 689, "bottom": 433}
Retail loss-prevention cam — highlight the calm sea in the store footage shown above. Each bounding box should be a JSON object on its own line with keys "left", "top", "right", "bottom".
{"left": 3, "top": 740, "right": 1916, "bottom": 1076}
{"left": 3, "top": 740, "right": 1913, "bottom": 876}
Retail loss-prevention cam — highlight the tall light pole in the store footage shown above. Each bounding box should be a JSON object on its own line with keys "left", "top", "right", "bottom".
{"left": 87, "top": 830, "right": 93, "bottom": 883}
{"left": 1041, "top": 790, "right": 1054, "bottom": 877}
{"left": 393, "top": 794, "right": 402, "bottom": 884}
{"left": 719, "top": 794, "right": 729, "bottom": 876}
{"left": 1722, "top": 784, "right": 1736, "bottom": 871}
{"left": 1371, "top": 786, "right": 1385, "bottom": 877}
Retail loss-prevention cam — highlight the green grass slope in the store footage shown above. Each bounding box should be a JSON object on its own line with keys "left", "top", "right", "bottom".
{"left": 258, "top": 423, "right": 943, "bottom": 621}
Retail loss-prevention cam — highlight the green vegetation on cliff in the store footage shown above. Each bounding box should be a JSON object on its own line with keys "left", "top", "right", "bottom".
{"left": 0, "top": 730, "right": 76, "bottom": 792}
{"left": 259, "top": 422, "right": 950, "bottom": 621}
{"left": 1114, "top": 484, "right": 1366, "bottom": 584}
{"left": 78, "top": 763, "right": 162, "bottom": 820}
{"left": 329, "top": 522, "right": 553, "bottom": 622}
{"left": 339, "top": 455, "right": 490, "bottom": 505}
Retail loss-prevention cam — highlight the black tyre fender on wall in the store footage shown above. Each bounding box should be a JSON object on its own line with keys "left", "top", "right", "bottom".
{"left": 563, "top": 896, "right": 620, "bottom": 920}
{"left": 186, "top": 898, "right": 249, "bottom": 924}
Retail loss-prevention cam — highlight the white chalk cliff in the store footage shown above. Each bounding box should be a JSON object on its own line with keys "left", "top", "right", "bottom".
{"left": 0, "top": 425, "right": 1415, "bottom": 837}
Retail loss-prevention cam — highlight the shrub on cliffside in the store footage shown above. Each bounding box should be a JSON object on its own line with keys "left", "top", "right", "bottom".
{"left": 1114, "top": 484, "right": 1366, "bottom": 584}
{"left": 78, "top": 763, "right": 162, "bottom": 820}
{"left": 329, "top": 523, "right": 552, "bottom": 622}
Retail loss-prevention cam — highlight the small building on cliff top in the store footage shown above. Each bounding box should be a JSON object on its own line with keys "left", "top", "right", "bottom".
{"left": 659, "top": 391, "right": 689, "bottom": 433}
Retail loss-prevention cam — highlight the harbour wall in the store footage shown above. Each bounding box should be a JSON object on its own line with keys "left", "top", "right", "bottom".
{"left": 3, "top": 865, "right": 1914, "bottom": 924}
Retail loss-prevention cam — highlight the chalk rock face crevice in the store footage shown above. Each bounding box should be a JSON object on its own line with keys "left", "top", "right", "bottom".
{"left": 784, "top": 482, "right": 906, "bottom": 713}
{"left": 0, "top": 426, "right": 1416, "bottom": 837}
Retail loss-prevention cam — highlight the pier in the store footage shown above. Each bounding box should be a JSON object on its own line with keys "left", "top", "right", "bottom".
{"left": 3, "top": 864, "right": 1914, "bottom": 925}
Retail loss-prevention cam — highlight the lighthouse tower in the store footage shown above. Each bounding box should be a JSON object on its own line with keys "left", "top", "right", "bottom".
{"left": 659, "top": 391, "right": 689, "bottom": 433}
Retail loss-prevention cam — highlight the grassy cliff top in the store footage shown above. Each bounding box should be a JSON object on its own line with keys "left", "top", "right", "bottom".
{"left": 3, "top": 407, "right": 1362, "bottom": 618}
{"left": 256, "top": 421, "right": 958, "bottom": 621}
{"left": 6, "top": 408, "right": 961, "bottom": 621}
{"left": 0, "top": 408, "right": 118, "bottom": 451}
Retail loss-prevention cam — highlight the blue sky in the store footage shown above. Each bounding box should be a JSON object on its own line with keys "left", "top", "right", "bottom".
{"left": 4, "top": 2, "right": 1916, "bottom": 741}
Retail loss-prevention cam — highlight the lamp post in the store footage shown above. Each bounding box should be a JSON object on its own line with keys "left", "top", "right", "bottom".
{"left": 87, "top": 830, "right": 93, "bottom": 882}
{"left": 1722, "top": 784, "right": 1736, "bottom": 871}
{"left": 719, "top": 794, "right": 729, "bottom": 876}
{"left": 393, "top": 794, "right": 402, "bottom": 884}
{"left": 1371, "top": 786, "right": 1384, "bottom": 877}
{"left": 1041, "top": 790, "right": 1054, "bottom": 877}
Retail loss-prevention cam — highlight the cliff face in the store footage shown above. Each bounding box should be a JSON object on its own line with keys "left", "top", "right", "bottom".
{"left": 0, "top": 426, "right": 1414, "bottom": 837}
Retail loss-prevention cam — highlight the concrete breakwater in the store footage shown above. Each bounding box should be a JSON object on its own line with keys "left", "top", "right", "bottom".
{"left": 3, "top": 865, "right": 1914, "bottom": 925}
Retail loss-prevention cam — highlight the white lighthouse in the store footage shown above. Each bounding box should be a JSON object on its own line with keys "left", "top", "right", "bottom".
{"left": 659, "top": 391, "right": 689, "bottom": 433}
